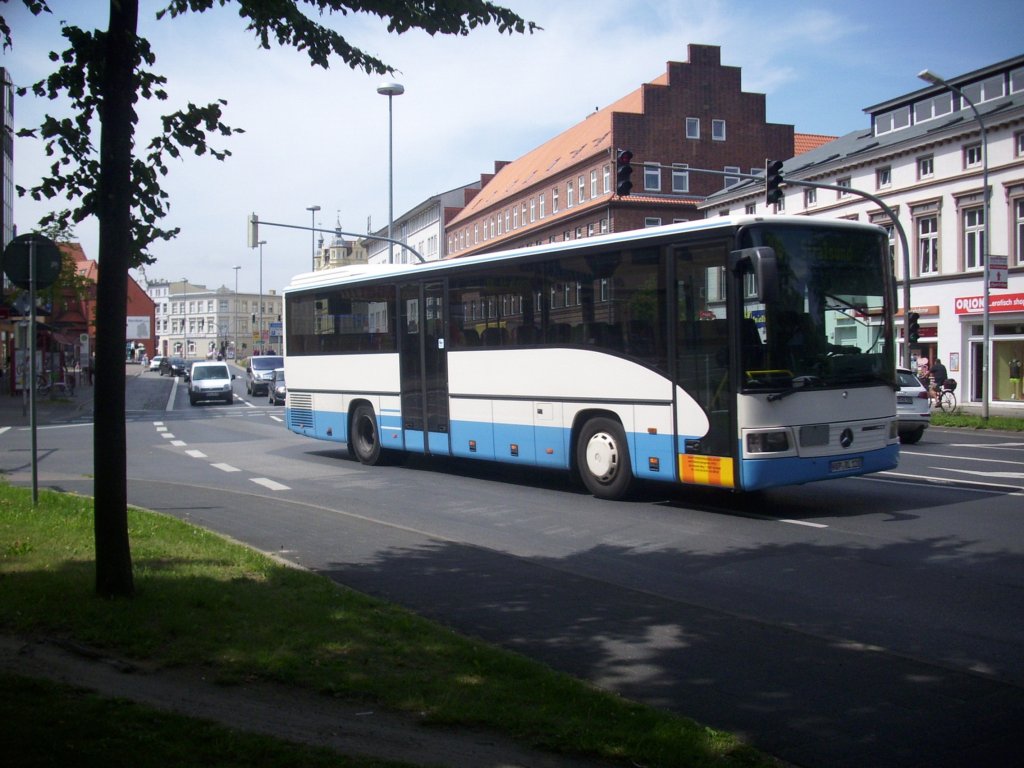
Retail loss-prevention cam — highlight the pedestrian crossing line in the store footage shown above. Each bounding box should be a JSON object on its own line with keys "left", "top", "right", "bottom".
{"left": 251, "top": 477, "right": 290, "bottom": 491}
{"left": 170, "top": 440, "right": 186, "bottom": 447}
{"left": 211, "top": 463, "right": 241, "bottom": 473}
{"left": 186, "top": 449, "right": 207, "bottom": 459}
{"left": 160, "top": 432, "right": 176, "bottom": 439}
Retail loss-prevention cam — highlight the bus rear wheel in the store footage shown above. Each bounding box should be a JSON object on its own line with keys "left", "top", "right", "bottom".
{"left": 576, "top": 417, "right": 633, "bottom": 500}
{"left": 350, "top": 404, "right": 384, "bottom": 465}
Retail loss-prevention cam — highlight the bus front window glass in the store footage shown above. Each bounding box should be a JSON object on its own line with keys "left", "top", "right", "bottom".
{"left": 740, "top": 225, "right": 893, "bottom": 392}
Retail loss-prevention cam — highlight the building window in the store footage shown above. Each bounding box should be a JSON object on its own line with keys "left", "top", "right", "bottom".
{"left": 1014, "top": 198, "right": 1024, "bottom": 266}
{"left": 961, "top": 74, "right": 1004, "bottom": 107}
{"left": 711, "top": 119, "right": 726, "bottom": 141}
{"left": 539, "top": 193, "right": 546, "bottom": 218}
{"left": 963, "top": 206, "right": 985, "bottom": 270}
{"left": 875, "top": 106, "right": 911, "bottom": 135}
{"left": 578, "top": 175, "right": 586, "bottom": 203}
{"left": 723, "top": 166, "right": 740, "bottom": 188}
{"left": 918, "top": 215, "right": 939, "bottom": 275}
{"left": 917, "top": 155, "right": 934, "bottom": 180}
{"left": 566, "top": 181, "right": 574, "bottom": 208}
{"left": 876, "top": 166, "right": 892, "bottom": 189}
{"left": 1016, "top": 131, "right": 1024, "bottom": 157}
{"left": 837, "top": 177, "right": 851, "bottom": 198}
{"left": 964, "top": 144, "right": 983, "bottom": 169}
{"left": 552, "top": 187, "right": 559, "bottom": 213}
{"left": 804, "top": 188, "right": 817, "bottom": 207}
{"left": 744, "top": 203, "right": 756, "bottom": 215}
{"left": 513, "top": 206, "right": 518, "bottom": 230}
{"left": 644, "top": 217, "right": 662, "bottom": 228}
{"left": 685, "top": 117, "right": 700, "bottom": 139}
{"left": 913, "top": 92, "right": 952, "bottom": 124}
{"left": 603, "top": 164, "right": 611, "bottom": 194}
{"left": 590, "top": 169, "right": 598, "bottom": 199}
{"left": 672, "top": 163, "right": 689, "bottom": 193}
{"left": 644, "top": 163, "right": 660, "bottom": 191}
{"left": 530, "top": 198, "right": 536, "bottom": 222}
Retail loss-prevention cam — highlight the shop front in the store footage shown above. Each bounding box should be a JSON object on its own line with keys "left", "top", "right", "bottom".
{"left": 955, "top": 293, "right": 1024, "bottom": 406}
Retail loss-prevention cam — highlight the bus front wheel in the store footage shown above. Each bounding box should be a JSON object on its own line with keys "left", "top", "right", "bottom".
{"left": 350, "top": 404, "right": 384, "bottom": 465}
{"left": 576, "top": 417, "right": 633, "bottom": 500}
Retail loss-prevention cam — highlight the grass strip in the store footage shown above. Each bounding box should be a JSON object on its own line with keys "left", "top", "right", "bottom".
{"left": 0, "top": 483, "right": 778, "bottom": 768}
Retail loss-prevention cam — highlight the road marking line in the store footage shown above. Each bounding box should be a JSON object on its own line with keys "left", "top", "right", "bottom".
{"left": 251, "top": 477, "right": 290, "bottom": 491}
{"left": 156, "top": 426, "right": 168, "bottom": 432}
{"left": 186, "top": 449, "right": 207, "bottom": 458}
{"left": 160, "top": 433, "right": 175, "bottom": 439}
{"left": 153, "top": 421, "right": 164, "bottom": 426}
{"left": 170, "top": 440, "right": 186, "bottom": 447}
{"left": 211, "top": 463, "right": 241, "bottom": 472}
{"left": 0, "top": 427, "right": 10, "bottom": 436}
{"left": 780, "top": 519, "right": 828, "bottom": 528}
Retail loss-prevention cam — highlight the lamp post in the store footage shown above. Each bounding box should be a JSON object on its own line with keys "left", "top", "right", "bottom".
{"left": 257, "top": 240, "right": 266, "bottom": 354}
{"left": 182, "top": 279, "right": 188, "bottom": 358}
{"left": 232, "top": 265, "right": 241, "bottom": 359}
{"left": 306, "top": 205, "right": 320, "bottom": 270}
{"left": 919, "top": 69, "right": 990, "bottom": 418}
{"left": 377, "top": 81, "right": 404, "bottom": 264}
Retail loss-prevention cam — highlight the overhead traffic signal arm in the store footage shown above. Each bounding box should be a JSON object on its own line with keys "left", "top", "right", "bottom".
{"left": 616, "top": 149, "right": 634, "bottom": 196}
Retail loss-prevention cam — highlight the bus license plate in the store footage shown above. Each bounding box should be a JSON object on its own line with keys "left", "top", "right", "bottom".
{"left": 830, "top": 457, "right": 863, "bottom": 473}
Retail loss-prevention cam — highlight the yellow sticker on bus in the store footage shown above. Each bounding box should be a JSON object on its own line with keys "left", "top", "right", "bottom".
{"left": 679, "top": 454, "right": 736, "bottom": 489}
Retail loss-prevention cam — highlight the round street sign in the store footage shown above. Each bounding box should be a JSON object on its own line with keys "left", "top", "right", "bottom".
{"left": 2, "top": 233, "right": 63, "bottom": 290}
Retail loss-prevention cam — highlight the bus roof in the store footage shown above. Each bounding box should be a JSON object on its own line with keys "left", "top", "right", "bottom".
{"left": 284, "top": 214, "right": 884, "bottom": 294}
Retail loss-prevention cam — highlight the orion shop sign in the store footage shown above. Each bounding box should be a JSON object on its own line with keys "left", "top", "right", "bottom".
{"left": 954, "top": 293, "right": 1024, "bottom": 314}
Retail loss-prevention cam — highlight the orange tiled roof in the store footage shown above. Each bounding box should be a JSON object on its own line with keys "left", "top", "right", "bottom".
{"left": 794, "top": 132, "right": 837, "bottom": 156}
{"left": 449, "top": 85, "right": 648, "bottom": 226}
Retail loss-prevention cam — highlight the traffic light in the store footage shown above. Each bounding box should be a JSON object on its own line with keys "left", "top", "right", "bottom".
{"left": 907, "top": 311, "right": 920, "bottom": 343}
{"left": 616, "top": 149, "right": 634, "bottom": 196}
{"left": 765, "top": 159, "right": 784, "bottom": 206}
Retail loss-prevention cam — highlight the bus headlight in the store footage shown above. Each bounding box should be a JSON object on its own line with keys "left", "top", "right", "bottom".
{"left": 746, "top": 430, "right": 791, "bottom": 454}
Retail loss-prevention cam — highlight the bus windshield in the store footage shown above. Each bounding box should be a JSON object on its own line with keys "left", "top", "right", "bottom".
{"left": 739, "top": 224, "right": 894, "bottom": 394}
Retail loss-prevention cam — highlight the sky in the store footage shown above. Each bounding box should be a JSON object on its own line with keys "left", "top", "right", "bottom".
{"left": 2, "top": 0, "right": 1022, "bottom": 297}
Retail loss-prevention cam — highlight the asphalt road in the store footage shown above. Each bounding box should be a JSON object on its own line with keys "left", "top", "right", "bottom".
{"left": 3, "top": 368, "right": 1022, "bottom": 768}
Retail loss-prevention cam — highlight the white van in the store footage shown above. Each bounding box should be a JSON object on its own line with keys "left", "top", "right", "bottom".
{"left": 187, "top": 361, "right": 236, "bottom": 406}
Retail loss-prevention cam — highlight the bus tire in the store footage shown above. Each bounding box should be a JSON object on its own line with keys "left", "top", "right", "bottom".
{"left": 350, "top": 404, "right": 384, "bottom": 465}
{"left": 576, "top": 417, "right": 633, "bottom": 500}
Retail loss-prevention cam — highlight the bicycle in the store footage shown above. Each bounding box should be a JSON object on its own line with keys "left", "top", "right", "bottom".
{"left": 934, "top": 378, "right": 957, "bottom": 414}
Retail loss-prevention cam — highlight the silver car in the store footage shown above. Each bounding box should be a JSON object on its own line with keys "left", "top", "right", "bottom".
{"left": 896, "top": 367, "right": 930, "bottom": 444}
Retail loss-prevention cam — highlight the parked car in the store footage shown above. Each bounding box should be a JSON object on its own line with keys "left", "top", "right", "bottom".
{"left": 160, "top": 356, "right": 188, "bottom": 377}
{"left": 246, "top": 354, "right": 283, "bottom": 396}
{"left": 187, "top": 361, "right": 235, "bottom": 406}
{"left": 896, "top": 367, "right": 930, "bottom": 444}
{"left": 148, "top": 355, "right": 165, "bottom": 372}
{"left": 268, "top": 368, "right": 287, "bottom": 406}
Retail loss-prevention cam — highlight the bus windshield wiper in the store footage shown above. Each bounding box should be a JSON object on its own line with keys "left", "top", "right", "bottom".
{"left": 766, "top": 375, "right": 823, "bottom": 401}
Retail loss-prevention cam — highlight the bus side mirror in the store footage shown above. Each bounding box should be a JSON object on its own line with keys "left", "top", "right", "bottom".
{"left": 730, "top": 246, "right": 778, "bottom": 303}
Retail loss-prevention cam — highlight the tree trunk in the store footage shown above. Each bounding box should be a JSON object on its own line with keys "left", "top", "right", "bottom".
{"left": 94, "top": 0, "right": 138, "bottom": 598}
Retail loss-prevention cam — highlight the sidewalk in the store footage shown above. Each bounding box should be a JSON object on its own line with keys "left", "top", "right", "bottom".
{"left": 0, "top": 364, "right": 143, "bottom": 427}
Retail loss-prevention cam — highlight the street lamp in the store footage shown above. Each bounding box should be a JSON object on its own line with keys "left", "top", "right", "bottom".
{"left": 257, "top": 240, "right": 267, "bottom": 354}
{"left": 182, "top": 279, "right": 188, "bottom": 358}
{"left": 306, "top": 205, "right": 320, "bottom": 270}
{"left": 377, "top": 80, "right": 404, "bottom": 264}
{"left": 918, "top": 69, "right": 991, "bottom": 418}
{"left": 232, "top": 265, "right": 241, "bottom": 359}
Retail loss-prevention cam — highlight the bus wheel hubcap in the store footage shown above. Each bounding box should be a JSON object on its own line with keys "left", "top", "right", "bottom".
{"left": 585, "top": 432, "right": 618, "bottom": 482}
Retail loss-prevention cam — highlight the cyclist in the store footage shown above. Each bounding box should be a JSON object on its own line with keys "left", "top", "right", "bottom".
{"left": 930, "top": 358, "right": 948, "bottom": 407}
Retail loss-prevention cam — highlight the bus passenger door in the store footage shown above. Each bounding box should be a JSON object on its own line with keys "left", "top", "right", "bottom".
{"left": 399, "top": 281, "right": 450, "bottom": 455}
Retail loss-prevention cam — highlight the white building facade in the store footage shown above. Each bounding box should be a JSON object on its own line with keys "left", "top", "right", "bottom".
{"left": 703, "top": 54, "right": 1024, "bottom": 410}
{"left": 148, "top": 279, "right": 283, "bottom": 359}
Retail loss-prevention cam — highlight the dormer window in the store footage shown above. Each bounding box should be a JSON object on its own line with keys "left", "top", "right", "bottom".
{"left": 875, "top": 105, "right": 910, "bottom": 135}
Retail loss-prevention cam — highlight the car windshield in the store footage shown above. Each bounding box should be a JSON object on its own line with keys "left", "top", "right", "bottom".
{"left": 738, "top": 223, "right": 894, "bottom": 395}
{"left": 252, "top": 356, "right": 283, "bottom": 371}
{"left": 193, "top": 365, "right": 229, "bottom": 381}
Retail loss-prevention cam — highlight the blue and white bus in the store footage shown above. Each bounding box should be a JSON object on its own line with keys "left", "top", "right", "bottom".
{"left": 282, "top": 216, "right": 899, "bottom": 499}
